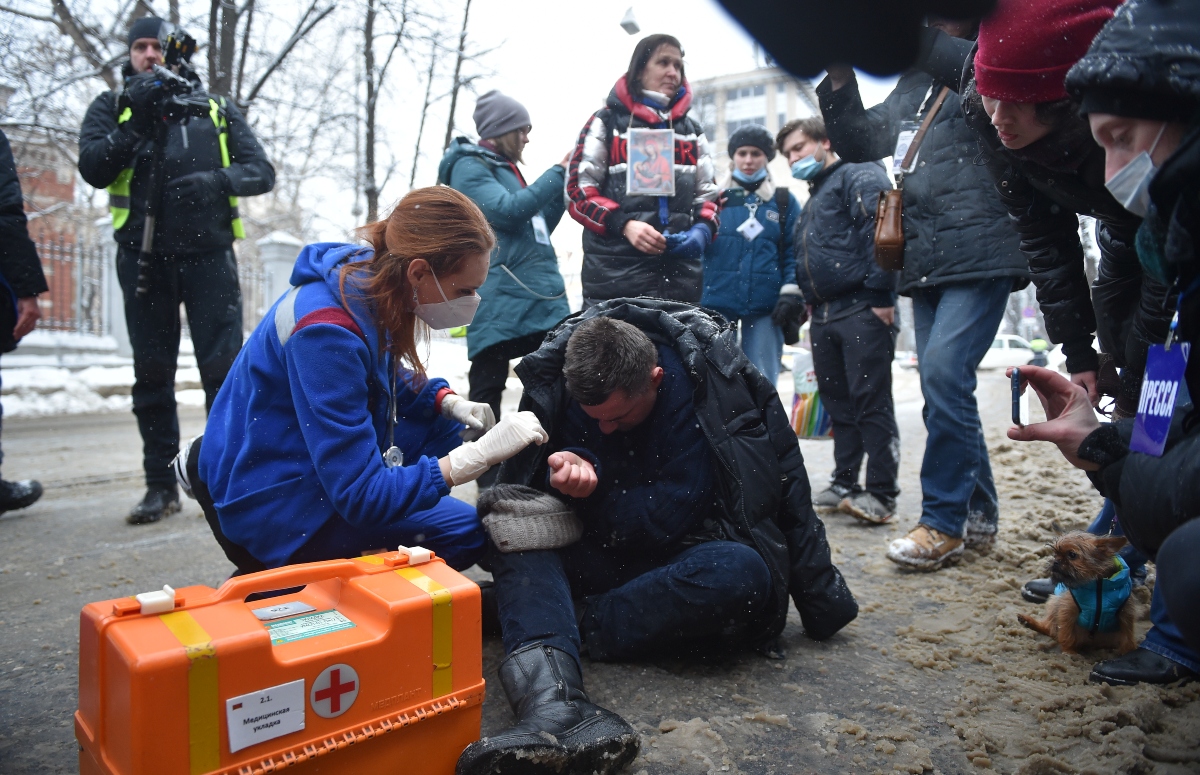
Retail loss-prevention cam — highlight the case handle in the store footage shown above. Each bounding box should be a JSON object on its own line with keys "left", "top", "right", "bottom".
{"left": 198, "top": 559, "right": 373, "bottom": 608}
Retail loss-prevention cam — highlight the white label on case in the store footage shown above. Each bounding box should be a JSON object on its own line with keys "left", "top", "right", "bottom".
{"left": 251, "top": 601, "right": 316, "bottom": 622}
{"left": 226, "top": 679, "right": 305, "bottom": 753}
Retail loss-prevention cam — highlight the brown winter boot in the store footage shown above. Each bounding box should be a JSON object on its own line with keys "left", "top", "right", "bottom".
{"left": 886, "top": 525, "right": 964, "bottom": 570}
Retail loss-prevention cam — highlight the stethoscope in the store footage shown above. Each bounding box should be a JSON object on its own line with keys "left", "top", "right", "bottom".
{"left": 383, "top": 354, "right": 403, "bottom": 468}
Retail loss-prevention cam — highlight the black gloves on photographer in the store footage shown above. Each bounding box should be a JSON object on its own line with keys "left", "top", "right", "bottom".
{"left": 121, "top": 72, "right": 164, "bottom": 137}
{"left": 771, "top": 285, "right": 807, "bottom": 345}
{"left": 166, "top": 171, "right": 231, "bottom": 209}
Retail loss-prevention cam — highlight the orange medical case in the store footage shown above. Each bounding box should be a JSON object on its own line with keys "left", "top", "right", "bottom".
{"left": 76, "top": 549, "right": 484, "bottom": 775}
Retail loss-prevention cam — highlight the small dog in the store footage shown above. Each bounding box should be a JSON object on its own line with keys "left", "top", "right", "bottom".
{"left": 1017, "top": 532, "right": 1138, "bottom": 655}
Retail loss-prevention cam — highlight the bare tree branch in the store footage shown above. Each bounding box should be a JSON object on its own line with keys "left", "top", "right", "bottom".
{"left": 0, "top": 4, "right": 55, "bottom": 24}
{"left": 442, "top": 0, "right": 472, "bottom": 151}
{"left": 241, "top": 1, "right": 334, "bottom": 107}
{"left": 50, "top": 0, "right": 118, "bottom": 89}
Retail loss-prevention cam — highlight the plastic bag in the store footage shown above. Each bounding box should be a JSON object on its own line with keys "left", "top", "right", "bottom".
{"left": 791, "top": 349, "right": 833, "bottom": 439}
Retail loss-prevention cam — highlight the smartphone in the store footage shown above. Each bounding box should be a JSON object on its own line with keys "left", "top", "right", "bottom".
{"left": 1011, "top": 368, "right": 1029, "bottom": 426}
{"left": 721, "top": 188, "right": 746, "bottom": 208}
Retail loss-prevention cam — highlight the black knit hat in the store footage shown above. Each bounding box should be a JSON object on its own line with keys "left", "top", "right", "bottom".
{"left": 1067, "top": 0, "right": 1200, "bottom": 123}
{"left": 127, "top": 16, "right": 165, "bottom": 48}
{"left": 728, "top": 124, "right": 776, "bottom": 161}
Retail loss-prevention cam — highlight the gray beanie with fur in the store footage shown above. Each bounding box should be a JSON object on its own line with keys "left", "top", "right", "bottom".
{"left": 477, "top": 484, "right": 582, "bottom": 553}
{"left": 473, "top": 90, "right": 531, "bottom": 141}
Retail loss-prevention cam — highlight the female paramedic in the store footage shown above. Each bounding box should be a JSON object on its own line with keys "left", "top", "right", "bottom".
{"left": 186, "top": 186, "right": 549, "bottom": 574}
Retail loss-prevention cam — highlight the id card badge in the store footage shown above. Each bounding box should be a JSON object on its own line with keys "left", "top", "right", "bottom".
{"left": 892, "top": 121, "right": 920, "bottom": 177}
{"left": 737, "top": 215, "right": 764, "bottom": 241}
{"left": 531, "top": 214, "right": 551, "bottom": 246}
{"left": 1129, "top": 342, "right": 1190, "bottom": 456}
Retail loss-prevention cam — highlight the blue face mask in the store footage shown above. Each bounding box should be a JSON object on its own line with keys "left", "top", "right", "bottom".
{"left": 732, "top": 166, "right": 768, "bottom": 185}
{"left": 791, "top": 155, "right": 822, "bottom": 181}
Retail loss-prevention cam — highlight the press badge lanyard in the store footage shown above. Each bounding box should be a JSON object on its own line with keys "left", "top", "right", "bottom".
{"left": 1129, "top": 277, "right": 1199, "bottom": 456}
{"left": 383, "top": 357, "right": 403, "bottom": 468}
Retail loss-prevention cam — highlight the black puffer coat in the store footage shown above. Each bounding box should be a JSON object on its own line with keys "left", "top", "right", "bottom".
{"left": 566, "top": 77, "right": 719, "bottom": 304}
{"left": 498, "top": 298, "right": 858, "bottom": 644}
{"left": 954, "top": 44, "right": 1173, "bottom": 402}
{"left": 793, "top": 159, "right": 897, "bottom": 318}
{"left": 817, "top": 39, "right": 1026, "bottom": 296}
{"left": 0, "top": 130, "right": 48, "bottom": 353}
{"left": 1069, "top": 0, "right": 1200, "bottom": 559}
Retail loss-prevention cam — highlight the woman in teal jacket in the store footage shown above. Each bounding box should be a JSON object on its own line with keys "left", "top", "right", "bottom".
{"left": 701, "top": 124, "right": 801, "bottom": 385}
{"left": 438, "top": 91, "right": 570, "bottom": 454}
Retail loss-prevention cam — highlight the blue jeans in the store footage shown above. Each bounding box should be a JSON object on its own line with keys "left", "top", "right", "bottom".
{"left": 737, "top": 314, "right": 783, "bottom": 386}
{"left": 1089, "top": 501, "right": 1200, "bottom": 672}
{"left": 912, "top": 279, "right": 1010, "bottom": 537}
{"left": 490, "top": 539, "right": 773, "bottom": 665}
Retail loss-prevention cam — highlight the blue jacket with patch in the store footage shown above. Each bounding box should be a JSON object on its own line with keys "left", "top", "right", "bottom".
{"left": 701, "top": 178, "right": 800, "bottom": 320}
{"left": 1055, "top": 556, "right": 1132, "bottom": 633}
{"left": 198, "top": 242, "right": 466, "bottom": 568}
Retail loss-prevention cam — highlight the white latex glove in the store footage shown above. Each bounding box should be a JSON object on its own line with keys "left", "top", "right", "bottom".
{"left": 445, "top": 411, "right": 549, "bottom": 485}
{"left": 441, "top": 393, "right": 496, "bottom": 441}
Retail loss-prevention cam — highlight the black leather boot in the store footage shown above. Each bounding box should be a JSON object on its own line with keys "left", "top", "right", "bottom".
{"left": 455, "top": 643, "right": 640, "bottom": 775}
{"left": 1022, "top": 577, "right": 1054, "bottom": 604}
{"left": 1090, "top": 648, "right": 1198, "bottom": 686}
{"left": 127, "top": 486, "right": 181, "bottom": 525}
{"left": 0, "top": 479, "right": 42, "bottom": 514}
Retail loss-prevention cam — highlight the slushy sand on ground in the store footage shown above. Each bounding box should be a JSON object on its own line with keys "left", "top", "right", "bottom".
{"left": 0, "top": 363, "right": 1196, "bottom": 774}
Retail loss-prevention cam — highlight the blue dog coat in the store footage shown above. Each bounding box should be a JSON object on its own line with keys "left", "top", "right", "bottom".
{"left": 1054, "top": 556, "right": 1132, "bottom": 634}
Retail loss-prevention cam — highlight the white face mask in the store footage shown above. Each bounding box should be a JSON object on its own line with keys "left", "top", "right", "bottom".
{"left": 413, "top": 266, "right": 480, "bottom": 329}
{"left": 1105, "top": 123, "right": 1167, "bottom": 218}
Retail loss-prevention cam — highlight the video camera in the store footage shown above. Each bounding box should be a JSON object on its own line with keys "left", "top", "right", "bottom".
{"left": 150, "top": 28, "right": 211, "bottom": 123}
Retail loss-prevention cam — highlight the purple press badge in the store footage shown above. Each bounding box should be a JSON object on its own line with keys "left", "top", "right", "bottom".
{"left": 1129, "top": 342, "right": 1191, "bottom": 456}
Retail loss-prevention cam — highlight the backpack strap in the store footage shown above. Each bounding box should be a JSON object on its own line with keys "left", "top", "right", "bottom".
{"left": 774, "top": 186, "right": 790, "bottom": 253}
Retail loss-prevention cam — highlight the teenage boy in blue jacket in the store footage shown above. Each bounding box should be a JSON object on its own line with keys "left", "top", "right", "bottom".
{"left": 780, "top": 117, "right": 900, "bottom": 524}
{"left": 702, "top": 124, "right": 801, "bottom": 385}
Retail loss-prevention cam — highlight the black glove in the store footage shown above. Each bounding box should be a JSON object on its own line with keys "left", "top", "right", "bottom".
{"left": 121, "top": 72, "right": 164, "bottom": 135}
{"left": 166, "top": 171, "right": 230, "bottom": 209}
{"left": 771, "top": 292, "right": 807, "bottom": 346}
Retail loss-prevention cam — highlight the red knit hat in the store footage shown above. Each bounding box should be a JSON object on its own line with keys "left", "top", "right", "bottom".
{"left": 974, "top": 0, "right": 1120, "bottom": 104}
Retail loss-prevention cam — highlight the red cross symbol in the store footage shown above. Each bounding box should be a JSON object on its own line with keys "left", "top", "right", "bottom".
{"left": 310, "top": 663, "right": 360, "bottom": 718}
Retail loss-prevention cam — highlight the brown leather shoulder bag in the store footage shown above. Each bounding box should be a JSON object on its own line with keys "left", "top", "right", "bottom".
{"left": 874, "top": 86, "right": 951, "bottom": 271}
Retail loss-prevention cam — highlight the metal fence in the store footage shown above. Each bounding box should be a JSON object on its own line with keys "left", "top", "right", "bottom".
{"left": 33, "top": 235, "right": 271, "bottom": 338}
{"left": 36, "top": 235, "right": 108, "bottom": 335}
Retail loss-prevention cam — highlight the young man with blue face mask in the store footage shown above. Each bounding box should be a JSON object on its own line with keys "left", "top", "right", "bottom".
{"left": 777, "top": 117, "right": 901, "bottom": 524}
{"left": 700, "top": 124, "right": 801, "bottom": 385}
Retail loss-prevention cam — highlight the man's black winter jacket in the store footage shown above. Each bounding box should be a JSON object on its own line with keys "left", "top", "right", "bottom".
{"left": 792, "top": 159, "right": 896, "bottom": 322}
{"left": 817, "top": 50, "right": 1026, "bottom": 297}
{"left": 78, "top": 69, "right": 275, "bottom": 256}
{"left": 0, "top": 130, "right": 48, "bottom": 353}
{"left": 498, "top": 298, "right": 858, "bottom": 644}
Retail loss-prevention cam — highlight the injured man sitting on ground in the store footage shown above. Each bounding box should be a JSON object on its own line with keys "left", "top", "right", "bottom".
{"left": 456, "top": 299, "right": 858, "bottom": 775}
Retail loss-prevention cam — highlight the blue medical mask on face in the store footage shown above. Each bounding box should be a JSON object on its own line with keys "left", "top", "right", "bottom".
{"left": 1105, "top": 123, "right": 1167, "bottom": 218}
{"left": 791, "top": 155, "right": 822, "bottom": 181}
{"left": 732, "top": 166, "right": 768, "bottom": 185}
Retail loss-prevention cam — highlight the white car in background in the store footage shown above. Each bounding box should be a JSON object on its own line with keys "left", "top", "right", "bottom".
{"left": 978, "top": 334, "right": 1037, "bottom": 370}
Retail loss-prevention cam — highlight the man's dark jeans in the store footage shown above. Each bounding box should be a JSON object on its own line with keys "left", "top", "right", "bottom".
{"left": 490, "top": 538, "right": 773, "bottom": 665}
{"left": 117, "top": 246, "right": 243, "bottom": 487}
{"left": 810, "top": 307, "right": 900, "bottom": 502}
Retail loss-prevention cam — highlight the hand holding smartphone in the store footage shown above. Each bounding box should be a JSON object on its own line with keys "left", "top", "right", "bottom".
{"left": 1012, "top": 367, "right": 1030, "bottom": 426}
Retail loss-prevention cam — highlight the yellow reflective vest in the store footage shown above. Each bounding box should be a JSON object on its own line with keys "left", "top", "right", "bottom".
{"left": 106, "top": 97, "right": 244, "bottom": 239}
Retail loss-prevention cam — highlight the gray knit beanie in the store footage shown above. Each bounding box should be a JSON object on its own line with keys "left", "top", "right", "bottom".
{"left": 478, "top": 484, "right": 582, "bottom": 553}
{"left": 473, "top": 90, "right": 531, "bottom": 141}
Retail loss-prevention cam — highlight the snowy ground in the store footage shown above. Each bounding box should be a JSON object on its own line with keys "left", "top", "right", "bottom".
{"left": 0, "top": 334, "right": 1196, "bottom": 774}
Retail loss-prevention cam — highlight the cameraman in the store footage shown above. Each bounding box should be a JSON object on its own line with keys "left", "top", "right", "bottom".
{"left": 79, "top": 17, "right": 275, "bottom": 525}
